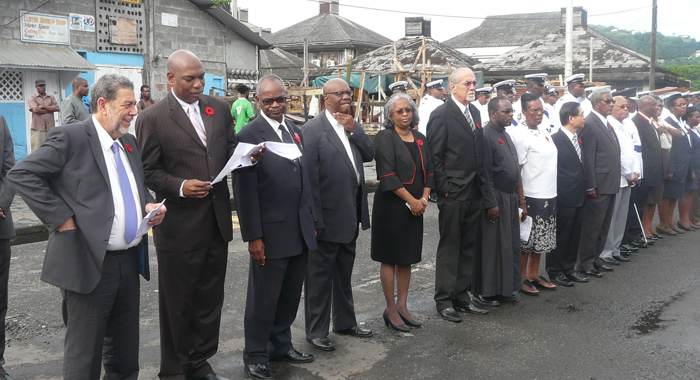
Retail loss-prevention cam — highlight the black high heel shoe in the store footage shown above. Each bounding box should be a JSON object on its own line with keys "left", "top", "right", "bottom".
{"left": 398, "top": 311, "right": 422, "bottom": 328}
{"left": 383, "top": 310, "right": 410, "bottom": 332}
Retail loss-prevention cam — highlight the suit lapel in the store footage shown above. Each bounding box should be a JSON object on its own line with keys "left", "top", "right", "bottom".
{"left": 595, "top": 115, "right": 617, "bottom": 148}
{"left": 167, "top": 93, "right": 206, "bottom": 150}
{"left": 86, "top": 120, "right": 111, "bottom": 190}
{"left": 258, "top": 116, "right": 283, "bottom": 143}
{"left": 447, "top": 98, "right": 472, "bottom": 135}
{"left": 322, "top": 112, "right": 358, "bottom": 184}
{"left": 199, "top": 96, "right": 214, "bottom": 145}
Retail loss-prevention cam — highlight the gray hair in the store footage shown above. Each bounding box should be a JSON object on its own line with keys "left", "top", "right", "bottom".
{"left": 589, "top": 88, "right": 612, "bottom": 105}
{"left": 90, "top": 74, "right": 133, "bottom": 108}
{"left": 257, "top": 74, "right": 284, "bottom": 89}
{"left": 382, "top": 93, "right": 419, "bottom": 129}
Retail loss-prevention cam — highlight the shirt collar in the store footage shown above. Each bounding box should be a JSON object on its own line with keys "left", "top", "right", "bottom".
{"left": 260, "top": 110, "right": 286, "bottom": 130}
{"left": 451, "top": 94, "right": 467, "bottom": 114}
{"left": 92, "top": 115, "right": 123, "bottom": 153}
{"left": 171, "top": 89, "right": 199, "bottom": 110}
{"left": 591, "top": 110, "right": 608, "bottom": 126}
{"left": 325, "top": 109, "right": 340, "bottom": 129}
{"left": 561, "top": 126, "right": 577, "bottom": 141}
{"left": 607, "top": 115, "right": 622, "bottom": 128}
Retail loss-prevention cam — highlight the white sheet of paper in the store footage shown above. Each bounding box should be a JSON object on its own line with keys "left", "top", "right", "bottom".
{"left": 135, "top": 199, "right": 166, "bottom": 239}
{"left": 264, "top": 141, "right": 302, "bottom": 160}
{"left": 520, "top": 214, "right": 533, "bottom": 242}
{"left": 211, "top": 142, "right": 263, "bottom": 184}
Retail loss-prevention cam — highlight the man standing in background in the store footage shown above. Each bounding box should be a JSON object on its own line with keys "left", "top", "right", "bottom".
{"left": 136, "top": 85, "right": 155, "bottom": 114}
{"left": 417, "top": 80, "right": 445, "bottom": 136}
{"left": 60, "top": 77, "right": 90, "bottom": 125}
{"left": 474, "top": 87, "right": 492, "bottom": 124}
{"left": 232, "top": 84, "right": 255, "bottom": 133}
{"left": 27, "top": 79, "right": 59, "bottom": 151}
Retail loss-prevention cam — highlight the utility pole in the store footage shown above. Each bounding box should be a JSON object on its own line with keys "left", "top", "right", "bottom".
{"left": 649, "top": 0, "right": 657, "bottom": 90}
{"left": 565, "top": 0, "right": 573, "bottom": 78}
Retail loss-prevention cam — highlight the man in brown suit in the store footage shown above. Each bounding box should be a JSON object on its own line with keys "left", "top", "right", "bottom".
{"left": 136, "top": 50, "right": 237, "bottom": 380}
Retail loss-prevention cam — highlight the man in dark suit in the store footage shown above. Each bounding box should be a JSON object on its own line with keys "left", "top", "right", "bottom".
{"left": 426, "top": 67, "right": 494, "bottom": 323}
{"left": 136, "top": 50, "right": 241, "bottom": 380}
{"left": 234, "top": 74, "right": 317, "bottom": 380}
{"left": 548, "top": 102, "right": 590, "bottom": 287}
{"left": 7, "top": 74, "right": 166, "bottom": 379}
{"left": 302, "top": 78, "right": 374, "bottom": 351}
{"left": 0, "top": 115, "right": 15, "bottom": 380}
{"left": 576, "top": 88, "right": 621, "bottom": 278}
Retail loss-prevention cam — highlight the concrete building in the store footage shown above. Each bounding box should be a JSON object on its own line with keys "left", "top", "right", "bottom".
{"left": 0, "top": 0, "right": 269, "bottom": 159}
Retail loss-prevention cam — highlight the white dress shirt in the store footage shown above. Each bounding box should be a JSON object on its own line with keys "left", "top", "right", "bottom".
{"left": 260, "top": 110, "right": 291, "bottom": 140}
{"left": 93, "top": 116, "right": 143, "bottom": 251}
{"left": 560, "top": 126, "right": 581, "bottom": 161}
{"left": 507, "top": 124, "right": 558, "bottom": 199}
{"left": 417, "top": 94, "right": 443, "bottom": 136}
{"left": 325, "top": 109, "right": 359, "bottom": 180}
{"left": 172, "top": 90, "right": 205, "bottom": 198}
{"left": 608, "top": 116, "right": 641, "bottom": 187}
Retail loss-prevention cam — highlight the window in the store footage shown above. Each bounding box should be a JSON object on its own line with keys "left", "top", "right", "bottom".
{"left": 0, "top": 70, "right": 23, "bottom": 101}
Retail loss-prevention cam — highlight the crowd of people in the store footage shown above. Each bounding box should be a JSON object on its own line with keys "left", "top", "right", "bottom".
{"left": 1, "top": 48, "right": 699, "bottom": 380}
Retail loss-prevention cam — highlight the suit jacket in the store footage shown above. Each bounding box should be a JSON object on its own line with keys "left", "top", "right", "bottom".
{"left": 426, "top": 97, "right": 496, "bottom": 208}
{"left": 233, "top": 116, "right": 317, "bottom": 259}
{"left": 7, "top": 119, "right": 154, "bottom": 294}
{"left": 552, "top": 129, "right": 586, "bottom": 208}
{"left": 0, "top": 116, "right": 15, "bottom": 240}
{"left": 136, "top": 93, "right": 235, "bottom": 252}
{"left": 579, "top": 112, "right": 621, "bottom": 195}
{"left": 665, "top": 116, "right": 693, "bottom": 180}
{"left": 633, "top": 113, "right": 664, "bottom": 187}
{"left": 301, "top": 111, "right": 374, "bottom": 244}
{"left": 374, "top": 128, "right": 435, "bottom": 193}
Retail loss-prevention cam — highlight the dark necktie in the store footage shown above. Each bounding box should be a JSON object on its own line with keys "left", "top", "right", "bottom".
{"left": 607, "top": 122, "right": 619, "bottom": 147}
{"left": 279, "top": 124, "right": 301, "bottom": 167}
{"left": 464, "top": 107, "right": 476, "bottom": 132}
{"left": 111, "top": 142, "right": 138, "bottom": 244}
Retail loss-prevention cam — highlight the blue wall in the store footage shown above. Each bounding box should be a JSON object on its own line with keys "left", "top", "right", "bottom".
{"left": 0, "top": 103, "right": 28, "bottom": 160}
{"left": 204, "top": 74, "right": 225, "bottom": 96}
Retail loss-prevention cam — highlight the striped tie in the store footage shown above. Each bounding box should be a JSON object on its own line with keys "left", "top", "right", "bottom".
{"left": 188, "top": 103, "right": 207, "bottom": 146}
{"left": 464, "top": 108, "right": 476, "bottom": 132}
{"left": 572, "top": 134, "right": 582, "bottom": 162}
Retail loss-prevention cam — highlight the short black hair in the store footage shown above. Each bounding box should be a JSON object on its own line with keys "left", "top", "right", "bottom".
{"left": 520, "top": 93, "right": 539, "bottom": 112}
{"left": 683, "top": 106, "right": 698, "bottom": 122}
{"left": 140, "top": 85, "right": 149, "bottom": 92}
{"left": 236, "top": 84, "right": 250, "bottom": 95}
{"left": 488, "top": 96, "right": 507, "bottom": 115}
{"left": 559, "top": 102, "right": 581, "bottom": 126}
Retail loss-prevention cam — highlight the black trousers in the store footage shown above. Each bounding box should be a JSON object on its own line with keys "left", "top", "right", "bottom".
{"left": 63, "top": 247, "right": 140, "bottom": 380}
{"left": 547, "top": 206, "right": 584, "bottom": 278}
{"left": 156, "top": 234, "right": 228, "bottom": 380}
{"left": 305, "top": 234, "right": 358, "bottom": 340}
{"left": 434, "top": 198, "right": 481, "bottom": 311}
{"left": 626, "top": 185, "right": 652, "bottom": 241}
{"left": 0, "top": 239, "right": 10, "bottom": 377}
{"left": 577, "top": 193, "right": 616, "bottom": 272}
{"left": 244, "top": 249, "right": 307, "bottom": 365}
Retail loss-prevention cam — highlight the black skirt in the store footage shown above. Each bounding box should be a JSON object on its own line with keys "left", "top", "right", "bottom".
{"left": 371, "top": 141, "right": 425, "bottom": 266}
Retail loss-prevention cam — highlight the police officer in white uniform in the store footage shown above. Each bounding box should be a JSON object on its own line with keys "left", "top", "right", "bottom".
{"left": 553, "top": 74, "right": 587, "bottom": 133}
{"left": 512, "top": 73, "right": 550, "bottom": 130}
{"left": 493, "top": 80, "right": 516, "bottom": 104}
{"left": 389, "top": 81, "right": 409, "bottom": 95}
{"left": 417, "top": 80, "right": 445, "bottom": 135}
{"left": 474, "top": 86, "right": 492, "bottom": 124}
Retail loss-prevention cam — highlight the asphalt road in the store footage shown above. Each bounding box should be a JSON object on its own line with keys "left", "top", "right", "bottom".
{"left": 3, "top": 197, "right": 700, "bottom": 379}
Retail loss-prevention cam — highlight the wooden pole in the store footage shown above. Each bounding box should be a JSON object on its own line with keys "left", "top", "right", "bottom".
{"left": 649, "top": 0, "right": 657, "bottom": 90}
{"left": 355, "top": 71, "right": 366, "bottom": 122}
{"left": 303, "top": 38, "right": 308, "bottom": 87}
{"left": 589, "top": 37, "right": 593, "bottom": 82}
{"left": 565, "top": 0, "right": 573, "bottom": 78}
{"left": 345, "top": 55, "right": 352, "bottom": 84}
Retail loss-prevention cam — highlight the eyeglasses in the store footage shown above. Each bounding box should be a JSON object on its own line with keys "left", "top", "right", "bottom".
{"left": 498, "top": 109, "right": 514, "bottom": 114}
{"left": 326, "top": 90, "right": 353, "bottom": 98}
{"left": 527, "top": 107, "right": 544, "bottom": 114}
{"left": 461, "top": 81, "right": 478, "bottom": 87}
{"left": 394, "top": 107, "right": 413, "bottom": 115}
{"left": 261, "top": 96, "right": 288, "bottom": 106}
{"left": 617, "top": 104, "right": 628, "bottom": 109}
{"left": 602, "top": 99, "right": 615, "bottom": 104}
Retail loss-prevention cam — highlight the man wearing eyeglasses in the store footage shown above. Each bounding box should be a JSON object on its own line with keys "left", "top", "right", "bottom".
{"left": 575, "top": 88, "right": 621, "bottom": 279}
{"left": 427, "top": 67, "right": 494, "bottom": 323}
{"left": 301, "top": 78, "right": 374, "bottom": 352}
{"left": 234, "top": 74, "right": 317, "bottom": 380}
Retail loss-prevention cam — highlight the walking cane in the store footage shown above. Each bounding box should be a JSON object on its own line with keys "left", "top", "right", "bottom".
{"left": 633, "top": 203, "right": 648, "bottom": 244}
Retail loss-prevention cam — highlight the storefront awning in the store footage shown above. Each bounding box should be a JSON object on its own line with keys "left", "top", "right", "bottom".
{"left": 0, "top": 45, "right": 96, "bottom": 71}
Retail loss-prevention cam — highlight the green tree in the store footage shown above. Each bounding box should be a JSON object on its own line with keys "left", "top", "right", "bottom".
{"left": 665, "top": 65, "right": 700, "bottom": 91}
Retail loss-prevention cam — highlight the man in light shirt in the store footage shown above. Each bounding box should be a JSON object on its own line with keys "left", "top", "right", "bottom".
{"left": 417, "top": 80, "right": 445, "bottom": 135}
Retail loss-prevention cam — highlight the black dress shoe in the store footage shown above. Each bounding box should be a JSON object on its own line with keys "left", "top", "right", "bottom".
{"left": 621, "top": 244, "right": 639, "bottom": 252}
{"left": 595, "top": 263, "right": 614, "bottom": 272}
{"left": 275, "top": 348, "right": 314, "bottom": 364}
{"left": 678, "top": 222, "right": 695, "bottom": 231}
{"left": 474, "top": 294, "right": 500, "bottom": 307}
{"left": 583, "top": 269, "right": 603, "bottom": 278}
{"left": 619, "top": 251, "right": 631, "bottom": 258}
{"left": 454, "top": 303, "right": 489, "bottom": 315}
{"left": 652, "top": 233, "right": 664, "bottom": 239}
{"left": 601, "top": 257, "right": 620, "bottom": 265}
{"left": 613, "top": 255, "right": 630, "bottom": 262}
{"left": 632, "top": 239, "right": 650, "bottom": 248}
{"left": 398, "top": 312, "right": 422, "bottom": 328}
{"left": 1, "top": 375, "right": 16, "bottom": 380}
{"left": 496, "top": 294, "right": 518, "bottom": 303}
{"left": 437, "top": 307, "right": 463, "bottom": 322}
{"left": 307, "top": 337, "right": 334, "bottom": 351}
{"left": 245, "top": 364, "right": 271, "bottom": 380}
{"left": 553, "top": 275, "right": 574, "bottom": 287}
{"left": 384, "top": 310, "right": 411, "bottom": 331}
{"left": 334, "top": 325, "right": 373, "bottom": 337}
{"left": 567, "top": 272, "right": 590, "bottom": 282}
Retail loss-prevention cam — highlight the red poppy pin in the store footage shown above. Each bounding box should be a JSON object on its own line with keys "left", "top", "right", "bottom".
{"left": 125, "top": 143, "right": 133, "bottom": 153}
{"left": 417, "top": 139, "right": 424, "bottom": 146}
{"left": 294, "top": 132, "right": 301, "bottom": 144}
{"left": 476, "top": 122, "right": 481, "bottom": 129}
{"left": 498, "top": 138, "right": 504, "bottom": 144}
{"left": 578, "top": 138, "right": 582, "bottom": 143}
{"left": 205, "top": 107, "right": 214, "bottom": 116}
{"left": 545, "top": 136, "right": 550, "bottom": 141}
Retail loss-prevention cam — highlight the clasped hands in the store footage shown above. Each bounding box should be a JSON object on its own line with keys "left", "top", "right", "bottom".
{"left": 408, "top": 197, "right": 427, "bottom": 216}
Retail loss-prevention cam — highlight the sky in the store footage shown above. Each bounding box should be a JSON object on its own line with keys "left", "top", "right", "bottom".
{"left": 238, "top": 0, "right": 700, "bottom": 42}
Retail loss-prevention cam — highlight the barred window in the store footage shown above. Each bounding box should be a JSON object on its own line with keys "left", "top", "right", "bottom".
{"left": 0, "top": 71, "right": 23, "bottom": 101}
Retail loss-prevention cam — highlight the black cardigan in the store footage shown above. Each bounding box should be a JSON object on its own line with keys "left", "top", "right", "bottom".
{"left": 374, "top": 128, "right": 435, "bottom": 193}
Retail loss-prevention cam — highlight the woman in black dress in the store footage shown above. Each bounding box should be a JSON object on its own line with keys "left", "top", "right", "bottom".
{"left": 372, "top": 93, "right": 434, "bottom": 332}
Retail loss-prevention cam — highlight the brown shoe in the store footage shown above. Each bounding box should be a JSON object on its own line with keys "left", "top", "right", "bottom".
{"left": 656, "top": 225, "right": 677, "bottom": 236}
{"left": 670, "top": 224, "right": 685, "bottom": 234}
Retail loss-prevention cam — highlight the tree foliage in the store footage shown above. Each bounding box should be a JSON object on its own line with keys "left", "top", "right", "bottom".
{"left": 212, "top": 0, "right": 231, "bottom": 5}
{"left": 665, "top": 65, "right": 700, "bottom": 90}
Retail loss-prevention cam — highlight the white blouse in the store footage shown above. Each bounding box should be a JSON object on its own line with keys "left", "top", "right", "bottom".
{"left": 507, "top": 123, "right": 558, "bottom": 199}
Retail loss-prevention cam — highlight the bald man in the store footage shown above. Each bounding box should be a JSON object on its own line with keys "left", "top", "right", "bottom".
{"left": 301, "top": 78, "right": 374, "bottom": 351}
{"left": 136, "top": 50, "right": 239, "bottom": 380}
{"left": 60, "top": 77, "right": 90, "bottom": 125}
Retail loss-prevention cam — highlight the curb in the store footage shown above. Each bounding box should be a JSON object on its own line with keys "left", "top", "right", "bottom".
{"left": 10, "top": 180, "right": 380, "bottom": 246}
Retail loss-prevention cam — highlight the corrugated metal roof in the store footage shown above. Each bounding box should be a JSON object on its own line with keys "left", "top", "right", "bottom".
{"left": 0, "top": 45, "right": 96, "bottom": 71}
